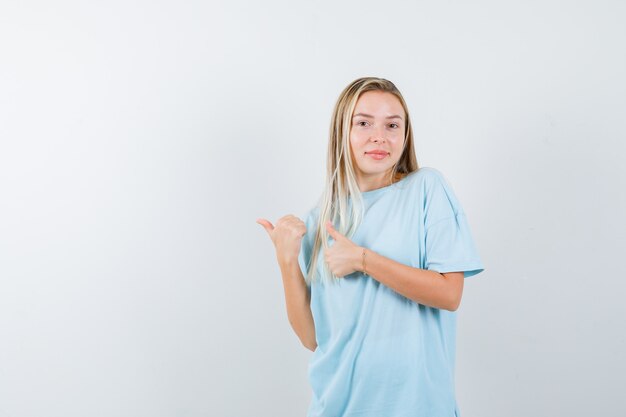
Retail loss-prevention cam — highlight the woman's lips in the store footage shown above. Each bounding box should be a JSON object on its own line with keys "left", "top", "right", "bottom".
{"left": 365, "top": 151, "right": 389, "bottom": 160}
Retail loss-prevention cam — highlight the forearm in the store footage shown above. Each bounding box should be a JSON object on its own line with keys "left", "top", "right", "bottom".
{"left": 356, "top": 248, "right": 458, "bottom": 311}
{"left": 278, "top": 258, "right": 317, "bottom": 351}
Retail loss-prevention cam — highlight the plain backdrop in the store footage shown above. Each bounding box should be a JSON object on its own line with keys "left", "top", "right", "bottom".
{"left": 1, "top": 1, "right": 625, "bottom": 416}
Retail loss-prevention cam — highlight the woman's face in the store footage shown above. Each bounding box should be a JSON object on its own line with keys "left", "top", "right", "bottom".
{"left": 349, "top": 90, "right": 406, "bottom": 183}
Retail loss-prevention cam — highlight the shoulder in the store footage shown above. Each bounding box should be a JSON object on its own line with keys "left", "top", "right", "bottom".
{"left": 304, "top": 203, "right": 321, "bottom": 219}
{"left": 412, "top": 166, "right": 445, "bottom": 180}
{"left": 403, "top": 166, "right": 465, "bottom": 215}
{"left": 301, "top": 203, "right": 321, "bottom": 232}
{"left": 404, "top": 166, "right": 449, "bottom": 191}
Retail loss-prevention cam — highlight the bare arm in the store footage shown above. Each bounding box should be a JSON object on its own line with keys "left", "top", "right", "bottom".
{"left": 356, "top": 248, "right": 464, "bottom": 311}
{"left": 278, "top": 257, "right": 317, "bottom": 351}
{"left": 324, "top": 221, "right": 464, "bottom": 311}
{"left": 257, "top": 215, "right": 317, "bottom": 352}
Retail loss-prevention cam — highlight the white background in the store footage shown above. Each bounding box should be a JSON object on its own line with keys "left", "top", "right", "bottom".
{"left": 1, "top": 1, "right": 625, "bottom": 416}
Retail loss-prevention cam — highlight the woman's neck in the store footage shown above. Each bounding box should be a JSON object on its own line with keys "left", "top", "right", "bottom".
{"left": 356, "top": 171, "right": 406, "bottom": 192}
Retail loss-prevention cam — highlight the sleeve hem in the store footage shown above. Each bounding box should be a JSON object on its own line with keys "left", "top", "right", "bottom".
{"left": 427, "top": 261, "right": 485, "bottom": 278}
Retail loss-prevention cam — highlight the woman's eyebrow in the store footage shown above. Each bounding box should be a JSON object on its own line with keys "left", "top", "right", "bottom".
{"left": 352, "top": 113, "right": 404, "bottom": 120}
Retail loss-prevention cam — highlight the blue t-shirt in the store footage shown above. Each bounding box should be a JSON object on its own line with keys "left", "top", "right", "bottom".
{"left": 297, "top": 167, "right": 484, "bottom": 417}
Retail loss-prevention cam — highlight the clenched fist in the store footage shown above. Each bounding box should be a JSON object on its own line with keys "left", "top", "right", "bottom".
{"left": 257, "top": 215, "right": 306, "bottom": 265}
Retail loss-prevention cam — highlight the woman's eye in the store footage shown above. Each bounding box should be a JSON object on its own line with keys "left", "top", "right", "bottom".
{"left": 389, "top": 123, "right": 399, "bottom": 128}
{"left": 357, "top": 121, "right": 369, "bottom": 126}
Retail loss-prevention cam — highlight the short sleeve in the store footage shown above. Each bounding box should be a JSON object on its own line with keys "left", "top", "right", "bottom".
{"left": 423, "top": 170, "right": 484, "bottom": 278}
{"left": 297, "top": 240, "right": 311, "bottom": 288}
{"left": 297, "top": 209, "right": 317, "bottom": 288}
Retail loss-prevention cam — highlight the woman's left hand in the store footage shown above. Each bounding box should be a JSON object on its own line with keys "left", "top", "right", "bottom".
{"left": 324, "top": 221, "right": 363, "bottom": 277}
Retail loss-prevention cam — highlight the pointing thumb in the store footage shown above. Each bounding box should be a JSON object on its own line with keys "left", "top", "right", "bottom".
{"left": 256, "top": 218, "right": 274, "bottom": 236}
{"left": 326, "top": 221, "right": 341, "bottom": 240}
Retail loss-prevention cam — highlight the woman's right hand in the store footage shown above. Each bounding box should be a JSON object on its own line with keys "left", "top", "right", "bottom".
{"left": 256, "top": 215, "right": 306, "bottom": 264}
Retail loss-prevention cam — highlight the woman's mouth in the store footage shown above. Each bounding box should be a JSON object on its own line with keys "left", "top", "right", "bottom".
{"left": 365, "top": 151, "right": 389, "bottom": 160}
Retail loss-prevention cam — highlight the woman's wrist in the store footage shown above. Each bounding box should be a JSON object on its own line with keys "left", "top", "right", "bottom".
{"left": 277, "top": 253, "right": 299, "bottom": 269}
{"left": 355, "top": 246, "right": 368, "bottom": 274}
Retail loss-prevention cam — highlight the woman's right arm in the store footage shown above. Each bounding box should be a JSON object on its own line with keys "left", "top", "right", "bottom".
{"left": 277, "top": 257, "right": 317, "bottom": 351}
{"left": 257, "top": 215, "right": 317, "bottom": 352}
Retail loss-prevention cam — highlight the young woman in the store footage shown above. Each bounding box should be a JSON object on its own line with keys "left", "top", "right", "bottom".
{"left": 257, "top": 77, "right": 484, "bottom": 417}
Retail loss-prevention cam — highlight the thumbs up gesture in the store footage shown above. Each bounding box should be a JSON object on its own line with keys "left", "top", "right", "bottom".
{"left": 257, "top": 215, "right": 306, "bottom": 265}
{"left": 324, "top": 221, "right": 363, "bottom": 278}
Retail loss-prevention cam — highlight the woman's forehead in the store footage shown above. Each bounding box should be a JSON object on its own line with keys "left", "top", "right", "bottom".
{"left": 353, "top": 91, "right": 405, "bottom": 118}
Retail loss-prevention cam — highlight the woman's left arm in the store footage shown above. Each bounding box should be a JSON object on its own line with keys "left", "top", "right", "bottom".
{"left": 357, "top": 248, "right": 464, "bottom": 311}
{"left": 324, "top": 221, "right": 464, "bottom": 311}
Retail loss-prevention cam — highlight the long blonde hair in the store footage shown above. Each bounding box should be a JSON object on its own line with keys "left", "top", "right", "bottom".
{"left": 304, "top": 77, "right": 419, "bottom": 286}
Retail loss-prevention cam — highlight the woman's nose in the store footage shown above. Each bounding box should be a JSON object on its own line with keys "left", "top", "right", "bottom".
{"left": 370, "top": 132, "right": 386, "bottom": 143}
{"left": 370, "top": 125, "right": 386, "bottom": 142}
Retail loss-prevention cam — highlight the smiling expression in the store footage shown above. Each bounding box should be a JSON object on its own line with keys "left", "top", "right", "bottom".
{"left": 349, "top": 90, "right": 406, "bottom": 187}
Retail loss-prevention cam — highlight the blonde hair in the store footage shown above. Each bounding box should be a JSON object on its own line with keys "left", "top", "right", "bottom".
{"left": 304, "top": 77, "right": 419, "bottom": 286}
